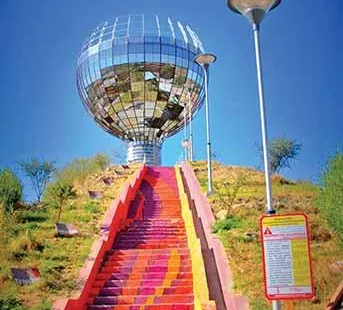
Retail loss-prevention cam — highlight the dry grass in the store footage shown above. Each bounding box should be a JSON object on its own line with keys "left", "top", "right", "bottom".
{"left": 192, "top": 161, "right": 343, "bottom": 310}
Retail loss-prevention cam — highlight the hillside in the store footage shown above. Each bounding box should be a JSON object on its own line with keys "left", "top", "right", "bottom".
{"left": 0, "top": 163, "right": 137, "bottom": 309}
{"left": 1, "top": 159, "right": 341, "bottom": 310}
{"left": 191, "top": 160, "right": 343, "bottom": 310}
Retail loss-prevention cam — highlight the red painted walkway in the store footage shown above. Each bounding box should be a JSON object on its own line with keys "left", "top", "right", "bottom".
{"left": 86, "top": 167, "right": 195, "bottom": 310}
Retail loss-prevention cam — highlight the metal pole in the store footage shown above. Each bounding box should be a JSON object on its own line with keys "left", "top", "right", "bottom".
{"left": 253, "top": 22, "right": 280, "bottom": 310}
{"left": 189, "top": 90, "right": 194, "bottom": 162}
{"left": 253, "top": 23, "right": 275, "bottom": 215}
{"left": 183, "top": 100, "right": 188, "bottom": 161}
{"left": 203, "top": 64, "right": 213, "bottom": 194}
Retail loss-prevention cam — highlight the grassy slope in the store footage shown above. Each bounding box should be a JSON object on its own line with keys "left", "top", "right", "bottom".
{"left": 0, "top": 165, "right": 137, "bottom": 309}
{"left": 191, "top": 161, "right": 343, "bottom": 310}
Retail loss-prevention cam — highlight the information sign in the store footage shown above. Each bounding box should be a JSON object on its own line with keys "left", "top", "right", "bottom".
{"left": 260, "top": 213, "right": 314, "bottom": 300}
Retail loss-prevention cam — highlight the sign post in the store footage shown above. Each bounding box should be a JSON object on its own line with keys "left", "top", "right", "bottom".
{"left": 260, "top": 213, "right": 314, "bottom": 301}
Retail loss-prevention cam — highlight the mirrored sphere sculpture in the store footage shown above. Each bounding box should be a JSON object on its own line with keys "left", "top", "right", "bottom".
{"left": 76, "top": 15, "right": 206, "bottom": 165}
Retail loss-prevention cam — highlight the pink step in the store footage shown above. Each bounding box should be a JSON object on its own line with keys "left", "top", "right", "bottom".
{"left": 88, "top": 294, "right": 194, "bottom": 305}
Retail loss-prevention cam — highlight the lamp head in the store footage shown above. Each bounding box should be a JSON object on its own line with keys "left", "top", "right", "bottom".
{"left": 194, "top": 53, "right": 217, "bottom": 67}
{"left": 227, "top": 0, "right": 282, "bottom": 25}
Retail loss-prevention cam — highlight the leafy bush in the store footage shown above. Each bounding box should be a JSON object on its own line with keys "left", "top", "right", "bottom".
{"left": 18, "top": 210, "right": 49, "bottom": 223}
{"left": 0, "top": 296, "right": 25, "bottom": 310}
{"left": 9, "top": 230, "right": 45, "bottom": 261}
{"left": 0, "top": 210, "right": 18, "bottom": 261}
{"left": 0, "top": 169, "right": 23, "bottom": 213}
{"left": 212, "top": 216, "right": 241, "bottom": 233}
{"left": 317, "top": 153, "right": 343, "bottom": 241}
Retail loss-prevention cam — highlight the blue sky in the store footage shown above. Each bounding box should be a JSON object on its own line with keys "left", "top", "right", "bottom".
{"left": 1, "top": 0, "right": 342, "bottom": 200}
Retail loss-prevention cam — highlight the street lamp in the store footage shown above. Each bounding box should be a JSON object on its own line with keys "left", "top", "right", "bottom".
{"left": 183, "top": 98, "right": 188, "bottom": 162}
{"left": 227, "top": 0, "right": 281, "bottom": 215}
{"left": 227, "top": 0, "right": 282, "bottom": 309}
{"left": 194, "top": 53, "right": 217, "bottom": 195}
{"left": 188, "top": 89, "right": 194, "bottom": 162}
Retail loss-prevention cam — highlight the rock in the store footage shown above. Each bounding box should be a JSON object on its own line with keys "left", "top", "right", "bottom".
{"left": 244, "top": 232, "right": 259, "bottom": 242}
{"left": 11, "top": 268, "right": 40, "bottom": 285}
{"left": 232, "top": 203, "right": 246, "bottom": 210}
{"left": 88, "top": 190, "right": 104, "bottom": 200}
{"left": 55, "top": 223, "right": 79, "bottom": 237}
{"left": 329, "top": 261, "right": 343, "bottom": 274}
{"left": 216, "top": 210, "right": 227, "bottom": 221}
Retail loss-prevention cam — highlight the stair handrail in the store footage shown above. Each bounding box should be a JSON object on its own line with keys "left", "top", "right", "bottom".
{"left": 175, "top": 166, "right": 215, "bottom": 310}
{"left": 180, "top": 162, "right": 250, "bottom": 310}
{"left": 53, "top": 164, "right": 147, "bottom": 310}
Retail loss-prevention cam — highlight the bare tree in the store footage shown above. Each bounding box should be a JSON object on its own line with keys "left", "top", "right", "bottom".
{"left": 259, "top": 138, "right": 302, "bottom": 174}
{"left": 19, "top": 159, "right": 56, "bottom": 202}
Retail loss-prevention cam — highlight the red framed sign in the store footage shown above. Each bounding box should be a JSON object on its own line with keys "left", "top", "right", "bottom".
{"left": 260, "top": 213, "right": 314, "bottom": 300}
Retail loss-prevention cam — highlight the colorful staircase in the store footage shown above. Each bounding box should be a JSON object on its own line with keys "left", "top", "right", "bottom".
{"left": 86, "top": 167, "right": 197, "bottom": 310}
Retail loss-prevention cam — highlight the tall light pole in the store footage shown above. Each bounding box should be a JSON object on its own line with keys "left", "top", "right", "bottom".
{"left": 183, "top": 101, "right": 188, "bottom": 161}
{"left": 194, "top": 53, "right": 217, "bottom": 195}
{"left": 188, "top": 89, "right": 194, "bottom": 162}
{"left": 227, "top": 0, "right": 282, "bottom": 309}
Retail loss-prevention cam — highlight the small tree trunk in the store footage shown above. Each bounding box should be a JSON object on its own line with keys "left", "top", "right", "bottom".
{"left": 226, "top": 206, "right": 231, "bottom": 219}
{"left": 56, "top": 203, "right": 63, "bottom": 223}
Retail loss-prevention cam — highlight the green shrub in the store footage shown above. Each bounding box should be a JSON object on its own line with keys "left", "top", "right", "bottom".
{"left": 83, "top": 201, "right": 100, "bottom": 213}
{"left": 19, "top": 210, "right": 49, "bottom": 223}
{"left": 0, "top": 296, "right": 25, "bottom": 310}
{"left": 0, "top": 169, "right": 23, "bottom": 213}
{"left": 212, "top": 216, "right": 241, "bottom": 233}
{"left": 317, "top": 153, "right": 343, "bottom": 241}
{"left": 9, "top": 230, "right": 45, "bottom": 260}
{"left": 44, "top": 181, "right": 77, "bottom": 222}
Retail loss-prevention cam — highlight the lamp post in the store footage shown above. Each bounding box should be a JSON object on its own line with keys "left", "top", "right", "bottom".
{"left": 227, "top": 0, "right": 282, "bottom": 309}
{"left": 183, "top": 98, "right": 189, "bottom": 161}
{"left": 188, "top": 89, "right": 194, "bottom": 162}
{"left": 194, "top": 53, "right": 217, "bottom": 195}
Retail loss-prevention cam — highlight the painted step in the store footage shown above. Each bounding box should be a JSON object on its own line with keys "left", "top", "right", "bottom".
{"left": 124, "top": 227, "right": 185, "bottom": 232}
{"left": 126, "top": 221, "right": 185, "bottom": 226}
{"left": 115, "top": 236, "right": 188, "bottom": 242}
{"left": 116, "top": 233, "right": 186, "bottom": 238}
{"left": 95, "top": 271, "right": 193, "bottom": 281}
{"left": 113, "top": 237, "right": 187, "bottom": 242}
{"left": 103, "top": 258, "right": 191, "bottom": 268}
{"left": 88, "top": 303, "right": 194, "bottom": 310}
{"left": 112, "top": 244, "right": 188, "bottom": 250}
{"left": 106, "top": 248, "right": 190, "bottom": 255}
{"left": 100, "top": 265, "right": 192, "bottom": 274}
{"left": 92, "top": 278, "right": 193, "bottom": 288}
{"left": 88, "top": 294, "right": 194, "bottom": 305}
{"left": 126, "top": 224, "right": 185, "bottom": 227}
{"left": 116, "top": 232, "right": 186, "bottom": 237}
{"left": 125, "top": 225, "right": 185, "bottom": 230}
{"left": 90, "top": 285, "right": 194, "bottom": 297}
{"left": 113, "top": 241, "right": 188, "bottom": 247}
{"left": 105, "top": 253, "right": 190, "bottom": 262}
{"left": 127, "top": 220, "right": 184, "bottom": 224}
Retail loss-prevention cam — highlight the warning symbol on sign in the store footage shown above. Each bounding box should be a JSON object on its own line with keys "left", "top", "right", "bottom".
{"left": 264, "top": 227, "right": 272, "bottom": 235}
